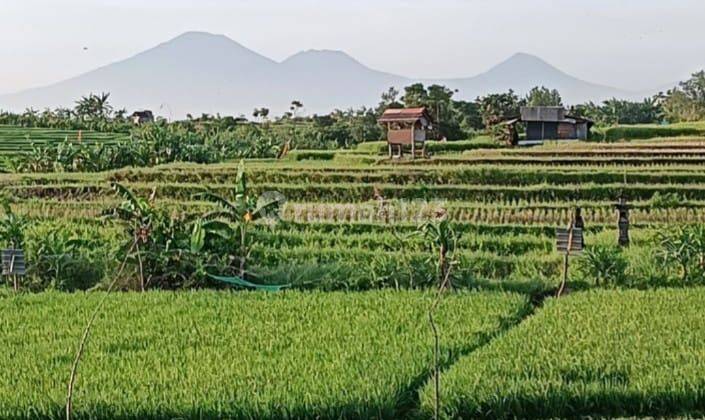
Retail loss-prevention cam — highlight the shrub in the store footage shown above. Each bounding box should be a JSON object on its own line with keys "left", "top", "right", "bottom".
{"left": 576, "top": 245, "right": 628, "bottom": 286}
{"left": 649, "top": 191, "right": 685, "bottom": 208}
{"left": 26, "top": 228, "right": 101, "bottom": 291}
{"left": 657, "top": 225, "right": 705, "bottom": 283}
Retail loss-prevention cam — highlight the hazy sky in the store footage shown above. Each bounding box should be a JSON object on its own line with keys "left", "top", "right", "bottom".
{"left": 2, "top": 0, "right": 704, "bottom": 94}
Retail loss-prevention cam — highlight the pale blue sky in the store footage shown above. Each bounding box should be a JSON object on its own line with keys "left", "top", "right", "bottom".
{"left": 2, "top": 0, "right": 704, "bottom": 94}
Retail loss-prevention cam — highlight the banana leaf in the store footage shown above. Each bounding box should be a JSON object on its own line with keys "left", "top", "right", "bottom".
{"left": 207, "top": 274, "right": 290, "bottom": 292}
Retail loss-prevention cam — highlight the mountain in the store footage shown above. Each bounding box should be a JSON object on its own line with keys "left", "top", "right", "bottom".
{"left": 279, "top": 50, "right": 407, "bottom": 112}
{"left": 0, "top": 32, "right": 639, "bottom": 118}
{"left": 435, "top": 53, "right": 634, "bottom": 105}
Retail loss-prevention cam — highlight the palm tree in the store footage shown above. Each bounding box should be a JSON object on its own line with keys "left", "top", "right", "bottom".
{"left": 74, "top": 92, "right": 113, "bottom": 121}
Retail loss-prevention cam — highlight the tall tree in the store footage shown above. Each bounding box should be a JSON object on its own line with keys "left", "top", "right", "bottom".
{"left": 525, "top": 86, "right": 563, "bottom": 107}
{"left": 401, "top": 83, "right": 428, "bottom": 108}
{"left": 376, "top": 87, "right": 403, "bottom": 114}
{"left": 660, "top": 71, "right": 705, "bottom": 122}
{"left": 477, "top": 90, "right": 523, "bottom": 127}
{"left": 74, "top": 92, "right": 113, "bottom": 120}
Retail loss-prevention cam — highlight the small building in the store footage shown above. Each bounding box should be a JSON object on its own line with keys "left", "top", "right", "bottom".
{"left": 503, "top": 106, "right": 593, "bottom": 144}
{"left": 378, "top": 107, "right": 433, "bottom": 158}
{"left": 130, "top": 110, "right": 154, "bottom": 125}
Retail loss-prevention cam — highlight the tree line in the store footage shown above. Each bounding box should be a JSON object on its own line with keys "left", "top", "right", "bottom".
{"left": 1, "top": 70, "right": 704, "bottom": 159}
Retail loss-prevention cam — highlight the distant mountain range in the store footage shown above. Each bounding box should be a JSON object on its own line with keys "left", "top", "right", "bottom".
{"left": 0, "top": 31, "right": 667, "bottom": 118}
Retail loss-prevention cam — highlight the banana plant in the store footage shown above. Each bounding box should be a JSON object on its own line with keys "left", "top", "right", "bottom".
{"left": 0, "top": 200, "right": 27, "bottom": 249}
{"left": 419, "top": 215, "right": 460, "bottom": 420}
{"left": 658, "top": 226, "right": 705, "bottom": 283}
{"left": 197, "top": 160, "right": 284, "bottom": 278}
{"left": 110, "top": 182, "right": 159, "bottom": 291}
{"left": 418, "top": 216, "right": 459, "bottom": 290}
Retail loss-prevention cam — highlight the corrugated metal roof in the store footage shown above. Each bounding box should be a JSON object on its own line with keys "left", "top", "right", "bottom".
{"left": 520, "top": 106, "right": 566, "bottom": 122}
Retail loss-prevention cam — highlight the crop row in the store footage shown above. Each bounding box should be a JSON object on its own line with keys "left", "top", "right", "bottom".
{"left": 0, "top": 215, "right": 681, "bottom": 291}
{"left": 7, "top": 195, "right": 705, "bottom": 226}
{"left": 493, "top": 148, "right": 705, "bottom": 157}
{"left": 283, "top": 202, "right": 705, "bottom": 225}
{"left": 7, "top": 159, "right": 705, "bottom": 184}
{"left": 429, "top": 155, "right": 705, "bottom": 166}
{"left": 102, "top": 166, "right": 705, "bottom": 186}
{"left": 11, "top": 181, "right": 705, "bottom": 204}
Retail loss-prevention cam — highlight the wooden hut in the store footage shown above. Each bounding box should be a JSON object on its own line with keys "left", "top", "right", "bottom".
{"left": 503, "top": 106, "right": 593, "bottom": 144}
{"left": 378, "top": 107, "right": 433, "bottom": 159}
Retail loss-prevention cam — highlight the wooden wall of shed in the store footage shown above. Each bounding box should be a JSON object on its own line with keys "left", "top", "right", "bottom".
{"left": 388, "top": 129, "right": 414, "bottom": 144}
{"left": 557, "top": 122, "right": 577, "bottom": 139}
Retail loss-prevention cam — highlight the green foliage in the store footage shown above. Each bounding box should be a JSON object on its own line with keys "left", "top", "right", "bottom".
{"left": 661, "top": 70, "right": 705, "bottom": 123}
{"left": 27, "top": 228, "right": 98, "bottom": 291}
{"left": 576, "top": 245, "right": 628, "bottom": 286}
{"left": 649, "top": 191, "right": 684, "bottom": 208}
{"left": 524, "top": 86, "right": 562, "bottom": 107}
{"left": 657, "top": 225, "right": 705, "bottom": 283}
{"left": 595, "top": 122, "right": 705, "bottom": 141}
{"left": 0, "top": 200, "right": 27, "bottom": 248}
{"left": 0, "top": 290, "right": 527, "bottom": 419}
{"left": 574, "top": 98, "right": 662, "bottom": 126}
{"left": 420, "top": 289, "right": 705, "bottom": 418}
{"left": 419, "top": 217, "right": 460, "bottom": 286}
{"left": 196, "top": 160, "right": 285, "bottom": 280}
{"left": 109, "top": 182, "right": 211, "bottom": 290}
{"left": 74, "top": 92, "right": 113, "bottom": 121}
{"left": 476, "top": 90, "right": 523, "bottom": 127}
{"left": 392, "top": 83, "right": 482, "bottom": 139}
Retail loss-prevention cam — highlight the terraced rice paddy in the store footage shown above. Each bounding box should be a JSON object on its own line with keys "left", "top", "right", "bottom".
{"left": 1, "top": 137, "right": 705, "bottom": 291}
{"left": 0, "top": 125, "right": 128, "bottom": 156}
{"left": 3, "top": 129, "right": 705, "bottom": 418}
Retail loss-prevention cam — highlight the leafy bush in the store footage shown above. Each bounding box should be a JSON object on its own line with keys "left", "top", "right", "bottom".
{"left": 26, "top": 228, "right": 100, "bottom": 291}
{"left": 657, "top": 225, "right": 705, "bottom": 283}
{"left": 649, "top": 191, "right": 685, "bottom": 208}
{"left": 576, "top": 245, "right": 628, "bottom": 286}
